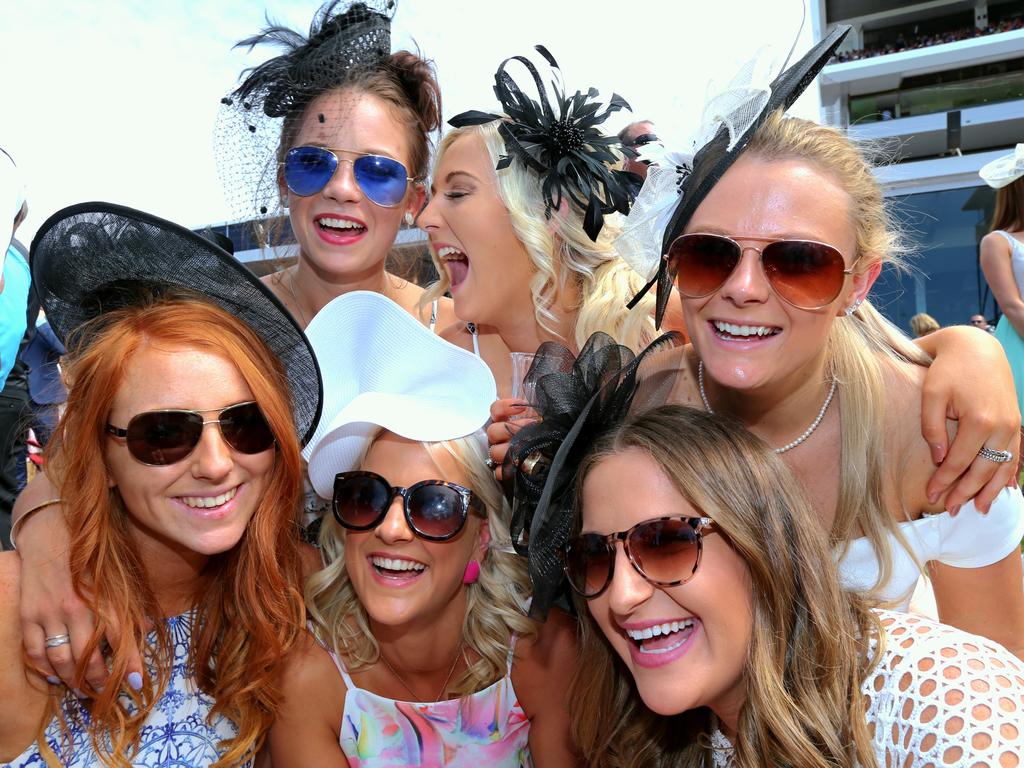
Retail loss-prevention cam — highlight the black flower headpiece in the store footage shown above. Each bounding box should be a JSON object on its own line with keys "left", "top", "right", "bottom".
{"left": 449, "top": 46, "right": 637, "bottom": 241}
{"left": 215, "top": 1, "right": 394, "bottom": 221}
{"left": 625, "top": 25, "right": 851, "bottom": 328}
{"left": 506, "top": 331, "right": 683, "bottom": 619}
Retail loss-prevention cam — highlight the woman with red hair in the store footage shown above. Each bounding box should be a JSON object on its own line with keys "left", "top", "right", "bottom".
{"left": 0, "top": 204, "right": 319, "bottom": 767}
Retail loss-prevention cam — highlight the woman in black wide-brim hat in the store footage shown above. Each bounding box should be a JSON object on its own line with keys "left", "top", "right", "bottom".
{"left": 0, "top": 203, "right": 320, "bottom": 766}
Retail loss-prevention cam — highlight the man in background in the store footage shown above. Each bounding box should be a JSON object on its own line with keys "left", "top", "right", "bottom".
{"left": 970, "top": 314, "right": 996, "bottom": 333}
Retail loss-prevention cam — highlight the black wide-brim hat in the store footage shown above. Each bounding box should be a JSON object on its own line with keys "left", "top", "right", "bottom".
{"left": 30, "top": 202, "right": 323, "bottom": 446}
{"left": 629, "top": 24, "right": 851, "bottom": 328}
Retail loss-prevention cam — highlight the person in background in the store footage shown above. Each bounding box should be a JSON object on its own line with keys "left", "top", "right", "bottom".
{"left": 909, "top": 311, "right": 940, "bottom": 337}
{"left": 15, "top": 310, "right": 67, "bottom": 490}
{"left": 970, "top": 313, "right": 995, "bottom": 333}
{"left": 618, "top": 119, "right": 659, "bottom": 183}
{"left": 979, "top": 143, "right": 1024, "bottom": 416}
{"left": 0, "top": 147, "right": 36, "bottom": 549}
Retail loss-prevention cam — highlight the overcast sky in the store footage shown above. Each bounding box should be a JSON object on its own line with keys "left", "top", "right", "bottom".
{"left": 2, "top": 0, "right": 819, "bottom": 244}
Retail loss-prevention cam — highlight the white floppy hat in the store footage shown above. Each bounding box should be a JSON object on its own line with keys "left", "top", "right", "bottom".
{"left": 979, "top": 143, "right": 1024, "bottom": 189}
{"left": 302, "top": 291, "right": 497, "bottom": 499}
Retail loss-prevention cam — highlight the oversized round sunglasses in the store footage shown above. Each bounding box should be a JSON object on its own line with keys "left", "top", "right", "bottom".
{"left": 668, "top": 232, "right": 860, "bottom": 310}
{"left": 564, "top": 516, "right": 718, "bottom": 598}
{"left": 106, "top": 401, "right": 275, "bottom": 466}
{"left": 332, "top": 470, "right": 485, "bottom": 541}
{"left": 283, "top": 146, "right": 415, "bottom": 207}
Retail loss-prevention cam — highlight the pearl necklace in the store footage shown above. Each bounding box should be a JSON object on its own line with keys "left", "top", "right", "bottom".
{"left": 697, "top": 361, "right": 837, "bottom": 454}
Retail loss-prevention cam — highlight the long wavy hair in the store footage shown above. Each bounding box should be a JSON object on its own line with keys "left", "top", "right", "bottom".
{"left": 423, "top": 122, "right": 656, "bottom": 352}
{"left": 741, "top": 111, "right": 932, "bottom": 598}
{"left": 306, "top": 431, "right": 536, "bottom": 696}
{"left": 570, "top": 405, "right": 881, "bottom": 767}
{"left": 991, "top": 175, "right": 1024, "bottom": 233}
{"left": 36, "top": 298, "right": 306, "bottom": 768}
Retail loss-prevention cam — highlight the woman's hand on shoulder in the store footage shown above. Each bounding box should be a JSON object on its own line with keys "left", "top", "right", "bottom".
{"left": 513, "top": 608, "right": 583, "bottom": 767}
{"left": 14, "top": 477, "right": 141, "bottom": 695}
{"left": 268, "top": 632, "right": 349, "bottom": 767}
{"left": 915, "top": 325, "right": 1020, "bottom": 514}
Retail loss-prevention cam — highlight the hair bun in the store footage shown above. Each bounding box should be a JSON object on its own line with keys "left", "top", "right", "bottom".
{"left": 386, "top": 50, "right": 442, "bottom": 134}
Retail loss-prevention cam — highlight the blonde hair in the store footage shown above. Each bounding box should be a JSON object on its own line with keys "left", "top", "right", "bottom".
{"left": 909, "top": 312, "right": 940, "bottom": 337}
{"left": 305, "top": 432, "right": 536, "bottom": 696}
{"left": 745, "top": 111, "right": 932, "bottom": 597}
{"left": 570, "top": 405, "right": 881, "bottom": 768}
{"left": 424, "top": 122, "right": 656, "bottom": 351}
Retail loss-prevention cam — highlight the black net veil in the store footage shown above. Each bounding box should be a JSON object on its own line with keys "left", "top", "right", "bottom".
{"left": 29, "top": 202, "right": 323, "bottom": 446}
{"left": 505, "top": 331, "right": 685, "bottom": 619}
{"left": 213, "top": 0, "right": 396, "bottom": 235}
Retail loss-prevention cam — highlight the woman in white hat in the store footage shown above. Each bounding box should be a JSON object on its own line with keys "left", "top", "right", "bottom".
{"left": 980, "top": 143, "right": 1024, "bottom": 416}
{"left": 267, "top": 291, "right": 578, "bottom": 767}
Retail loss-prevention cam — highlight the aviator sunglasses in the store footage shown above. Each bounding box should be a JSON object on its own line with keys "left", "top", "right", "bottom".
{"left": 283, "top": 146, "right": 415, "bottom": 207}
{"left": 333, "top": 470, "right": 485, "bottom": 541}
{"left": 669, "top": 232, "right": 859, "bottom": 310}
{"left": 564, "top": 516, "right": 718, "bottom": 598}
{"left": 106, "top": 401, "right": 275, "bottom": 466}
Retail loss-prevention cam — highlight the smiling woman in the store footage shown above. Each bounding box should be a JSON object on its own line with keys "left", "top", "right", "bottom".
{"left": 0, "top": 204, "right": 318, "bottom": 767}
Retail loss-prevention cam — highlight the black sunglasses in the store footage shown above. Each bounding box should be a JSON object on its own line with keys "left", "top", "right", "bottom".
{"left": 106, "top": 401, "right": 275, "bottom": 466}
{"left": 564, "top": 516, "right": 717, "bottom": 598}
{"left": 332, "top": 470, "right": 485, "bottom": 541}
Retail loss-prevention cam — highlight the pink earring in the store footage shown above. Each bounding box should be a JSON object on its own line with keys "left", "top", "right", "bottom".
{"left": 462, "top": 560, "right": 481, "bottom": 585}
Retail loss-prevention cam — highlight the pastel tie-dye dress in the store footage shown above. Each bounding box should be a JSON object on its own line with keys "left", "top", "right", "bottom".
{"left": 326, "top": 642, "right": 533, "bottom": 767}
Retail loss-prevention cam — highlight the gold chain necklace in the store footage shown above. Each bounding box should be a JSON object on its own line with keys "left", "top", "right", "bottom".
{"left": 378, "top": 641, "right": 464, "bottom": 703}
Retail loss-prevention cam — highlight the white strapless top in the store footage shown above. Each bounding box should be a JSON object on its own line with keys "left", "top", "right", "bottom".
{"left": 836, "top": 486, "right": 1024, "bottom": 608}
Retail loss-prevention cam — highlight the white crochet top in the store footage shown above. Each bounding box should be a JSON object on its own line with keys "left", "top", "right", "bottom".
{"left": 711, "top": 610, "right": 1024, "bottom": 766}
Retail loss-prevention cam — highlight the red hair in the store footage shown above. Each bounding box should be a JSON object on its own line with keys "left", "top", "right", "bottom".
{"left": 39, "top": 297, "right": 306, "bottom": 767}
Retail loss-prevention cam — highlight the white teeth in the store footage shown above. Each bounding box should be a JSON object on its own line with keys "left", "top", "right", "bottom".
{"left": 714, "top": 320, "right": 778, "bottom": 338}
{"left": 626, "top": 619, "right": 693, "bottom": 641}
{"left": 181, "top": 487, "right": 237, "bottom": 509}
{"left": 371, "top": 556, "right": 426, "bottom": 572}
{"left": 319, "top": 217, "right": 364, "bottom": 230}
{"left": 437, "top": 246, "right": 467, "bottom": 261}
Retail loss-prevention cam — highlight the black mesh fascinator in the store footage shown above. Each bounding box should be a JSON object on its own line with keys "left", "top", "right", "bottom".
{"left": 30, "top": 202, "right": 323, "bottom": 446}
{"left": 506, "top": 331, "right": 683, "bottom": 619}
{"left": 215, "top": 1, "right": 395, "bottom": 221}
{"left": 626, "top": 25, "right": 851, "bottom": 327}
{"left": 449, "top": 46, "right": 636, "bottom": 242}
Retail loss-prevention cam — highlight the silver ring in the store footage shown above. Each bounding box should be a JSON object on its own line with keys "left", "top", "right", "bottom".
{"left": 978, "top": 446, "right": 1014, "bottom": 464}
{"left": 484, "top": 457, "right": 497, "bottom": 470}
{"left": 44, "top": 633, "right": 71, "bottom": 649}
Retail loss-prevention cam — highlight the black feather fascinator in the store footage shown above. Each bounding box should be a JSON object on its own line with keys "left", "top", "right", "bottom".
{"left": 215, "top": 1, "right": 394, "bottom": 220}
{"left": 505, "top": 331, "right": 683, "bottom": 619}
{"left": 449, "top": 46, "right": 636, "bottom": 241}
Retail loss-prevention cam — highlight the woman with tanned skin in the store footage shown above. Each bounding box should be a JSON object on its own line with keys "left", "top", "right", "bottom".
{"left": 496, "top": 30, "right": 1024, "bottom": 656}
{"left": 268, "top": 292, "right": 578, "bottom": 766}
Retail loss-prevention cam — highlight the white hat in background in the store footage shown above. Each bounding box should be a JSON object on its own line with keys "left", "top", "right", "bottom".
{"left": 979, "top": 143, "right": 1024, "bottom": 189}
{"left": 302, "top": 291, "right": 496, "bottom": 499}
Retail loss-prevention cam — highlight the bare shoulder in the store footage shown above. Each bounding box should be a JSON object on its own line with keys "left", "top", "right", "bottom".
{"left": 880, "top": 361, "right": 943, "bottom": 508}
{"left": 980, "top": 230, "right": 1011, "bottom": 253}
{"left": 280, "top": 630, "right": 346, "bottom": 700}
{"left": 432, "top": 295, "right": 459, "bottom": 330}
{"left": 513, "top": 608, "right": 578, "bottom": 677}
{"left": 439, "top": 319, "right": 474, "bottom": 351}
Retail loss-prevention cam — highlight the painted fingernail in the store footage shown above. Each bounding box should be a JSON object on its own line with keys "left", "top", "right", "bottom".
{"left": 927, "top": 491, "right": 939, "bottom": 504}
{"left": 930, "top": 444, "right": 945, "bottom": 463}
{"left": 949, "top": 504, "right": 962, "bottom": 516}
{"left": 127, "top": 672, "right": 143, "bottom": 691}
{"left": 46, "top": 675, "right": 60, "bottom": 685}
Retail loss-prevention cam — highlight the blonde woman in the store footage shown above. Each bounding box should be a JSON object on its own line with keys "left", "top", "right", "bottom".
{"left": 570, "top": 405, "right": 1024, "bottom": 767}
{"left": 268, "top": 292, "right": 578, "bottom": 767}
{"left": 909, "top": 312, "right": 940, "bottom": 337}
{"left": 979, "top": 143, "right": 1024, "bottom": 416}
{"left": 417, "top": 47, "right": 676, "bottom": 394}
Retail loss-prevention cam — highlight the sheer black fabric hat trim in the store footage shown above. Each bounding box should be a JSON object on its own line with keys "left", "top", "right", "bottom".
{"left": 30, "top": 202, "right": 323, "bottom": 447}
{"left": 505, "top": 331, "right": 683, "bottom": 619}
{"left": 627, "top": 25, "right": 851, "bottom": 328}
{"left": 449, "top": 45, "right": 636, "bottom": 242}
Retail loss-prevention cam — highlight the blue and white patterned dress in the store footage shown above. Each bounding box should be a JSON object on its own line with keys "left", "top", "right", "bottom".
{"left": 8, "top": 612, "right": 249, "bottom": 767}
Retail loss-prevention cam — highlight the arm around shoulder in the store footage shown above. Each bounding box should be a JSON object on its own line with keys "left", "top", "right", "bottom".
{"left": 511, "top": 609, "right": 583, "bottom": 768}
{"left": 267, "top": 632, "right": 350, "bottom": 768}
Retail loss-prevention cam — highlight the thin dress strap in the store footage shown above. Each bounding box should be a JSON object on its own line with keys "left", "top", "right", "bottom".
{"left": 506, "top": 633, "right": 518, "bottom": 675}
{"left": 466, "top": 321, "right": 481, "bottom": 356}
{"left": 429, "top": 298, "right": 438, "bottom": 333}
{"left": 308, "top": 622, "right": 356, "bottom": 689}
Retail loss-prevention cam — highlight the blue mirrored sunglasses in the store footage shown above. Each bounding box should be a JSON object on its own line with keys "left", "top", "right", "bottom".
{"left": 283, "top": 146, "right": 414, "bottom": 207}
